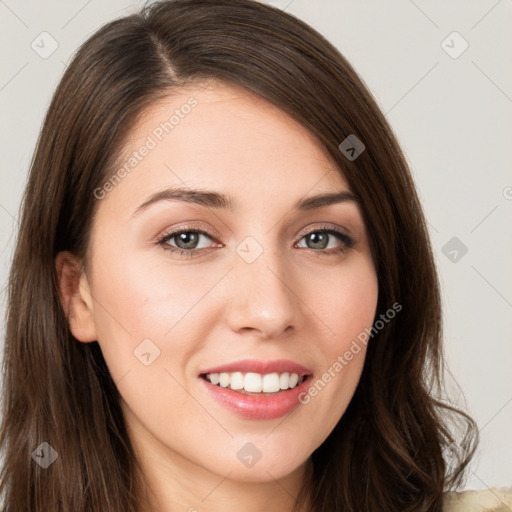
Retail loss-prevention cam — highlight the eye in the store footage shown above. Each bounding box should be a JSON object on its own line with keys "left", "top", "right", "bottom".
{"left": 156, "top": 224, "right": 354, "bottom": 259}
{"left": 156, "top": 228, "right": 220, "bottom": 258}
{"left": 295, "top": 226, "right": 354, "bottom": 255}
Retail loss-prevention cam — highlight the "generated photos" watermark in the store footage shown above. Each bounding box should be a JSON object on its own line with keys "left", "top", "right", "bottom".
{"left": 298, "top": 302, "right": 402, "bottom": 405}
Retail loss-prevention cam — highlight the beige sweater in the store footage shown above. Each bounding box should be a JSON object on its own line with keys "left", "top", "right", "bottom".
{"left": 444, "top": 487, "right": 512, "bottom": 511}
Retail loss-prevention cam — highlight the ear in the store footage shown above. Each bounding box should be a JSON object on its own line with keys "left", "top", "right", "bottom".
{"left": 55, "top": 251, "right": 97, "bottom": 343}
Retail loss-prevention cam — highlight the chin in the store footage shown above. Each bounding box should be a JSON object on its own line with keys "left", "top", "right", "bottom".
{"left": 210, "top": 438, "right": 310, "bottom": 483}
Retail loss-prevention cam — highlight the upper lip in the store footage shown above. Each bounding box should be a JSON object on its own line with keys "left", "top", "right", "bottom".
{"left": 200, "top": 359, "right": 313, "bottom": 376}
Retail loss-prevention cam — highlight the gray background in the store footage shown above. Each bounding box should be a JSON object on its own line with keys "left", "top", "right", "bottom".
{"left": 0, "top": 0, "right": 510, "bottom": 491}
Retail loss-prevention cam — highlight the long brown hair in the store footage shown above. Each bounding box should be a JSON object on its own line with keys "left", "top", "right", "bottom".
{"left": 0, "top": 1, "right": 477, "bottom": 510}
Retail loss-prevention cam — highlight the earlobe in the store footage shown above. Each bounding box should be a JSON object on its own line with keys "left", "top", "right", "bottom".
{"left": 55, "top": 251, "right": 97, "bottom": 343}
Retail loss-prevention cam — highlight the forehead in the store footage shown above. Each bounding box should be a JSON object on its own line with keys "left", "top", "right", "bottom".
{"left": 105, "top": 80, "right": 350, "bottom": 212}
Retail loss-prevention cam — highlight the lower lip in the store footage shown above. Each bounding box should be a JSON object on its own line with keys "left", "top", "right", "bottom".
{"left": 199, "top": 375, "right": 313, "bottom": 420}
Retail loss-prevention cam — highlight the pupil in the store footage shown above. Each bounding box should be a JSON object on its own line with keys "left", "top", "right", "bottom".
{"left": 308, "top": 232, "right": 328, "bottom": 249}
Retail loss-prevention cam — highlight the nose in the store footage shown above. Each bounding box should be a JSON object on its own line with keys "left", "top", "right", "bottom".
{"left": 225, "top": 245, "right": 301, "bottom": 340}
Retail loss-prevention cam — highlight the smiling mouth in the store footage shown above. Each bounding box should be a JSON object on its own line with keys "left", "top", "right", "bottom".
{"left": 200, "top": 371, "right": 308, "bottom": 396}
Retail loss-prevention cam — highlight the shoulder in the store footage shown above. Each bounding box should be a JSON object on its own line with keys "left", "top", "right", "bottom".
{"left": 444, "top": 487, "right": 512, "bottom": 512}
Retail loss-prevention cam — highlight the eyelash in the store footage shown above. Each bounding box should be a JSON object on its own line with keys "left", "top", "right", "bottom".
{"left": 156, "top": 224, "right": 354, "bottom": 259}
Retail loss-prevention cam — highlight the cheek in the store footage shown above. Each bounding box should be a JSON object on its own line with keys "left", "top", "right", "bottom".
{"left": 296, "top": 253, "right": 378, "bottom": 429}
{"left": 86, "top": 250, "right": 216, "bottom": 428}
{"left": 87, "top": 247, "right": 226, "bottom": 378}
{"left": 310, "top": 252, "right": 379, "bottom": 350}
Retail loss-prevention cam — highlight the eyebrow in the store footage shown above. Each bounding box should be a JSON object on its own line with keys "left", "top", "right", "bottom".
{"left": 130, "top": 187, "right": 359, "bottom": 218}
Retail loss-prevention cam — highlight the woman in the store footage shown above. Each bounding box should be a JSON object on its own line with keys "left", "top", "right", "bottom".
{"left": 1, "top": 0, "right": 501, "bottom": 510}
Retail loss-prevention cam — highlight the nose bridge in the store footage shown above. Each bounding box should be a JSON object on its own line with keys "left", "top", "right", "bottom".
{"left": 226, "top": 236, "right": 299, "bottom": 337}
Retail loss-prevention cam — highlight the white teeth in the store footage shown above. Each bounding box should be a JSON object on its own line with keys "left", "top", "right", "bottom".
{"left": 244, "top": 372, "right": 262, "bottom": 392}
{"left": 219, "top": 373, "right": 230, "bottom": 388}
{"left": 262, "top": 373, "right": 280, "bottom": 393}
{"left": 204, "top": 371, "right": 305, "bottom": 393}
{"left": 230, "top": 372, "right": 244, "bottom": 390}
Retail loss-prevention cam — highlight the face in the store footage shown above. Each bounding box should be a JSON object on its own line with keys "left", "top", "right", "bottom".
{"left": 62, "top": 81, "right": 378, "bottom": 492}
